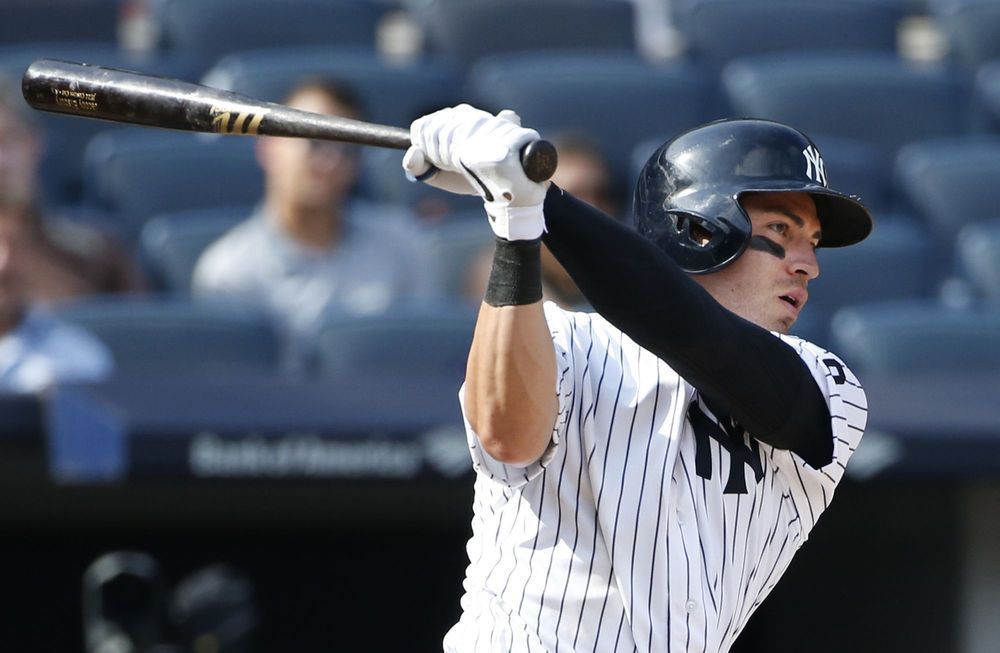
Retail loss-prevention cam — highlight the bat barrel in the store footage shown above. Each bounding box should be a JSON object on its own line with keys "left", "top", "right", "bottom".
{"left": 21, "top": 58, "right": 555, "bottom": 180}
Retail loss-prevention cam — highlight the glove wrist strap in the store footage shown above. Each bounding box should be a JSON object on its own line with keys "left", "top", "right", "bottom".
{"left": 484, "top": 237, "right": 543, "bottom": 307}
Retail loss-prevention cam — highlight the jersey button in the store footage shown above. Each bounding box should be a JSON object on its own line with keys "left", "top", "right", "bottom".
{"left": 685, "top": 600, "right": 698, "bottom": 613}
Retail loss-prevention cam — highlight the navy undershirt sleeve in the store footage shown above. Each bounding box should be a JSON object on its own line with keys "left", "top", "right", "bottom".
{"left": 541, "top": 184, "right": 834, "bottom": 468}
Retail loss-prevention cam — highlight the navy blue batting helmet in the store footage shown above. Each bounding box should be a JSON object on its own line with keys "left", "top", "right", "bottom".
{"left": 634, "top": 118, "right": 873, "bottom": 274}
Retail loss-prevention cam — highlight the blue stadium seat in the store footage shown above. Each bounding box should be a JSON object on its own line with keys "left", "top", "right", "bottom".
{"left": 201, "top": 47, "right": 465, "bottom": 129}
{"left": 0, "top": 1, "right": 120, "bottom": 45}
{"left": 468, "top": 53, "right": 714, "bottom": 189}
{"left": 0, "top": 46, "right": 203, "bottom": 207}
{"left": 795, "top": 217, "right": 936, "bottom": 348}
{"left": 415, "top": 0, "right": 636, "bottom": 64}
{"left": 930, "top": 0, "right": 1000, "bottom": 70}
{"left": 976, "top": 60, "right": 1000, "bottom": 131}
{"left": 54, "top": 297, "right": 284, "bottom": 379}
{"left": 722, "top": 53, "right": 970, "bottom": 163}
{"left": 139, "top": 207, "right": 251, "bottom": 293}
{"left": 956, "top": 219, "right": 1000, "bottom": 300}
{"left": 422, "top": 217, "right": 496, "bottom": 300}
{"left": 678, "top": 0, "right": 901, "bottom": 67}
{"left": 830, "top": 300, "right": 1000, "bottom": 376}
{"left": 894, "top": 136, "right": 1000, "bottom": 241}
{"left": 82, "top": 130, "right": 262, "bottom": 240}
{"left": 154, "top": 0, "right": 384, "bottom": 72}
{"left": 312, "top": 302, "right": 477, "bottom": 381}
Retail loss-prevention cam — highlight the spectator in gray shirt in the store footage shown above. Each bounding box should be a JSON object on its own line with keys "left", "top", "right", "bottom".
{"left": 192, "top": 79, "right": 428, "bottom": 357}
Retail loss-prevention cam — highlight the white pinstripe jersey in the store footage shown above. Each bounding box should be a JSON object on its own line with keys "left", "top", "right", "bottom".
{"left": 443, "top": 303, "right": 868, "bottom": 653}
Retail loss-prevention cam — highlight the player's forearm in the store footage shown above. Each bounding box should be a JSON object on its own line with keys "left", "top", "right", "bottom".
{"left": 465, "top": 301, "right": 558, "bottom": 466}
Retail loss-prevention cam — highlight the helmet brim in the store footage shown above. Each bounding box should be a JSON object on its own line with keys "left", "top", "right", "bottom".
{"left": 737, "top": 183, "right": 873, "bottom": 248}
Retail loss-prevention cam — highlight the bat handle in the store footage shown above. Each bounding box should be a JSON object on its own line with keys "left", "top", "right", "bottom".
{"left": 520, "top": 139, "right": 558, "bottom": 183}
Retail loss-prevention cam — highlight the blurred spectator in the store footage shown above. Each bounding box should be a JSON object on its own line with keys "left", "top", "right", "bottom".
{"left": 192, "top": 78, "right": 428, "bottom": 356}
{"left": 0, "top": 231, "right": 113, "bottom": 393}
{"left": 464, "top": 134, "right": 621, "bottom": 309}
{"left": 0, "top": 78, "right": 144, "bottom": 299}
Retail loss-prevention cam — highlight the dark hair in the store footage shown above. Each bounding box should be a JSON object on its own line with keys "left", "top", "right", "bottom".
{"left": 282, "top": 77, "right": 365, "bottom": 119}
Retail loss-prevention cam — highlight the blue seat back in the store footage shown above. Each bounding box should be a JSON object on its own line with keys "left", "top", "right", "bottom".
{"left": 956, "top": 219, "right": 1000, "bottom": 300}
{"left": 831, "top": 300, "right": 1000, "bottom": 376}
{"left": 416, "top": 0, "right": 635, "bottom": 63}
{"left": 894, "top": 137, "right": 1000, "bottom": 240}
{"left": 931, "top": 0, "right": 1000, "bottom": 69}
{"left": 155, "top": 0, "right": 383, "bottom": 70}
{"left": 723, "top": 53, "right": 970, "bottom": 161}
{"left": 681, "top": 0, "right": 901, "bottom": 67}
{"left": 139, "top": 207, "right": 251, "bottom": 293}
{"left": 55, "top": 297, "right": 283, "bottom": 379}
{"left": 201, "top": 47, "right": 465, "bottom": 128}
{"left": 82, "top": 130, "right": 262, "bottom": 240}
{"left": 0, "top": 1, "right": 120, "bottom": 45}
{"left": 469, "top": 53, "right": 714, "bottom": 188}
{"left": 313, "top": 303, "right": 477, "bottom": 381}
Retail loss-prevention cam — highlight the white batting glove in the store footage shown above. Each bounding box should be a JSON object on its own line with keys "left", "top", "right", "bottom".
{"left": 405, "top": 105, "right": 548, "bottom": 241}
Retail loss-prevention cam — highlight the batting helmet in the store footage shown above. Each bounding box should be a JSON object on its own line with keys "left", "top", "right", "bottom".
{"left": 634, "top": 118, "right": 873, "bottom": 274}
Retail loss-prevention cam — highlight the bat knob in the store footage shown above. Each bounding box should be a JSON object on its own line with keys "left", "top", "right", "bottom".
{"left": 520, "top": 139, "right": 558, "bottom": 183}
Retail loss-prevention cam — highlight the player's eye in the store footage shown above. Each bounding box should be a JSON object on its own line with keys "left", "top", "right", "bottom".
{"left": 767, "top": 222, "right": 788, "bottom": 237}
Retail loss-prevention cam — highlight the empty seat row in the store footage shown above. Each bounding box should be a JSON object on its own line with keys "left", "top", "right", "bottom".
{"left": 52, "top": 296, "right": 477, "bottom": 383}
{"left": 47, "top": 293, "right": 1000, "bottom": 387}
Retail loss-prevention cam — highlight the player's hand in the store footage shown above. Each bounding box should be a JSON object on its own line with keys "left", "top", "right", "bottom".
{"left": 405, "top": 105, "right": 548, "bottom": 241}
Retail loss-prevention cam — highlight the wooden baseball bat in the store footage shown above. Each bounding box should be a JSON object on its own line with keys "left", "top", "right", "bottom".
{"left": 21, "top": 58, "right": 557, "bottom": 182}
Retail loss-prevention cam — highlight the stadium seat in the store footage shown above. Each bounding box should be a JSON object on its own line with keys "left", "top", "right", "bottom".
{"left": 82, "top": 130, "right": 262, "bottom": 240}
{"left": 154, "top": 0, "right": 384, "bottom": 72}
{"left": 468, "top": 53, "right": 715, "bottom": 190}
{"left": 930, "top": 0, "right": 1000, "bottom": 70}
{"left": 54, "top": 297, "right": 284, "bottom": 379}
{"left": 894, "top": 136, "right": 1000, "bottom": 241}
{"left": 0, "top": 0, "right": 120, "bottom": 45}
{"left": 139, "top": 207, "right": 251, "bottom": 293}
{"left": 415, "top": 0, "right": 636, "bottom": 64}
{"left": 830, "top": 300, "right": 1000, "bottom": 376}
{"left": 956, "top": 219, "right": 1000, "bottom": 300}
{"left": 678, "top": 0, "right": 901, "bottom": 67}
{"left": 312, "top": 302, "right": 477, "bottom": 381}
{"left": 422, "top": 217, "right": 496, "bottom": 300}
{"left": 201, "top": 47, "right": 465, "bottom": 129}
{"left": 0, "top": 45, "right": 203, "bottom": 207}
{"left": 796, "top": 217, "right": 936, "bottom": 348}
{"left": 722, "top": 53, "right": 970, "bottom": 163}
{"left": 975, "top": 60, "right": 1000, "bottom": 131}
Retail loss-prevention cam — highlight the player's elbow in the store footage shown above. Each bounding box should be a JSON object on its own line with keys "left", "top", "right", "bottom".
{"left": 473, "top": 414, "right": 553, "bottom": 467}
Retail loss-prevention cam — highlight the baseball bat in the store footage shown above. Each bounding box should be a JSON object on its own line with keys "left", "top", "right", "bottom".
{"left": 21, "top": 59, "right": 558, "bottom": 182}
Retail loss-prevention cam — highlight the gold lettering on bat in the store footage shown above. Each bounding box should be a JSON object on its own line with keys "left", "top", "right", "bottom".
{"left": 51, "top": 87, "right": 99, "bottom": 112}
{"left": 210, "top": 105, "right": 269, "bottom": 135}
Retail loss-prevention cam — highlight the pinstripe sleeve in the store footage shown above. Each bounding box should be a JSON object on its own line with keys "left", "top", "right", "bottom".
{"left": 457, "top": 302, "right": 576, "bottom": 489}
{"left": 770, "top": 335, "right": 868, "bottom": 540}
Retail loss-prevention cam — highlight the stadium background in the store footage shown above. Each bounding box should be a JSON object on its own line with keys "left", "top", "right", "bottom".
{"left": 0, "top": 0, "right": 998, "bottom": 651}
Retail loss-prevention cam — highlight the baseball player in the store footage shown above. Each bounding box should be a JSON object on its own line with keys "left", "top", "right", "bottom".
{"left": 404, "top": 105, "right": 871, "bottom": 652}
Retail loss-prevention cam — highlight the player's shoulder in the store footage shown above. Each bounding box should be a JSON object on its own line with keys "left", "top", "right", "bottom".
{"left": 775, "top": 332, "right": 865, "bottom": 399}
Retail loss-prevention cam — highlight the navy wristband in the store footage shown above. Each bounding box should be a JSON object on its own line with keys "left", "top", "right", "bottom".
{"left": 484, "top": 237, "right": 543, "bottom": 307}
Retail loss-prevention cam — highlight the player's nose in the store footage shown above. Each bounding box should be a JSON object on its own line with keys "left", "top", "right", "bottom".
{"left": 788, "top": 242, "right": 820, "bottom": 280}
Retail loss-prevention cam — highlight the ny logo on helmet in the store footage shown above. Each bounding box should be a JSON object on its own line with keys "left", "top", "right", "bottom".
{"left": 802, "top": 146, "right": 827, "bottom": 186}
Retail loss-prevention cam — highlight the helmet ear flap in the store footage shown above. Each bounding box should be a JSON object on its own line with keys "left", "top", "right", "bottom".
{"left": 672, "top": 211, "right": 721, "bottom": 250}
